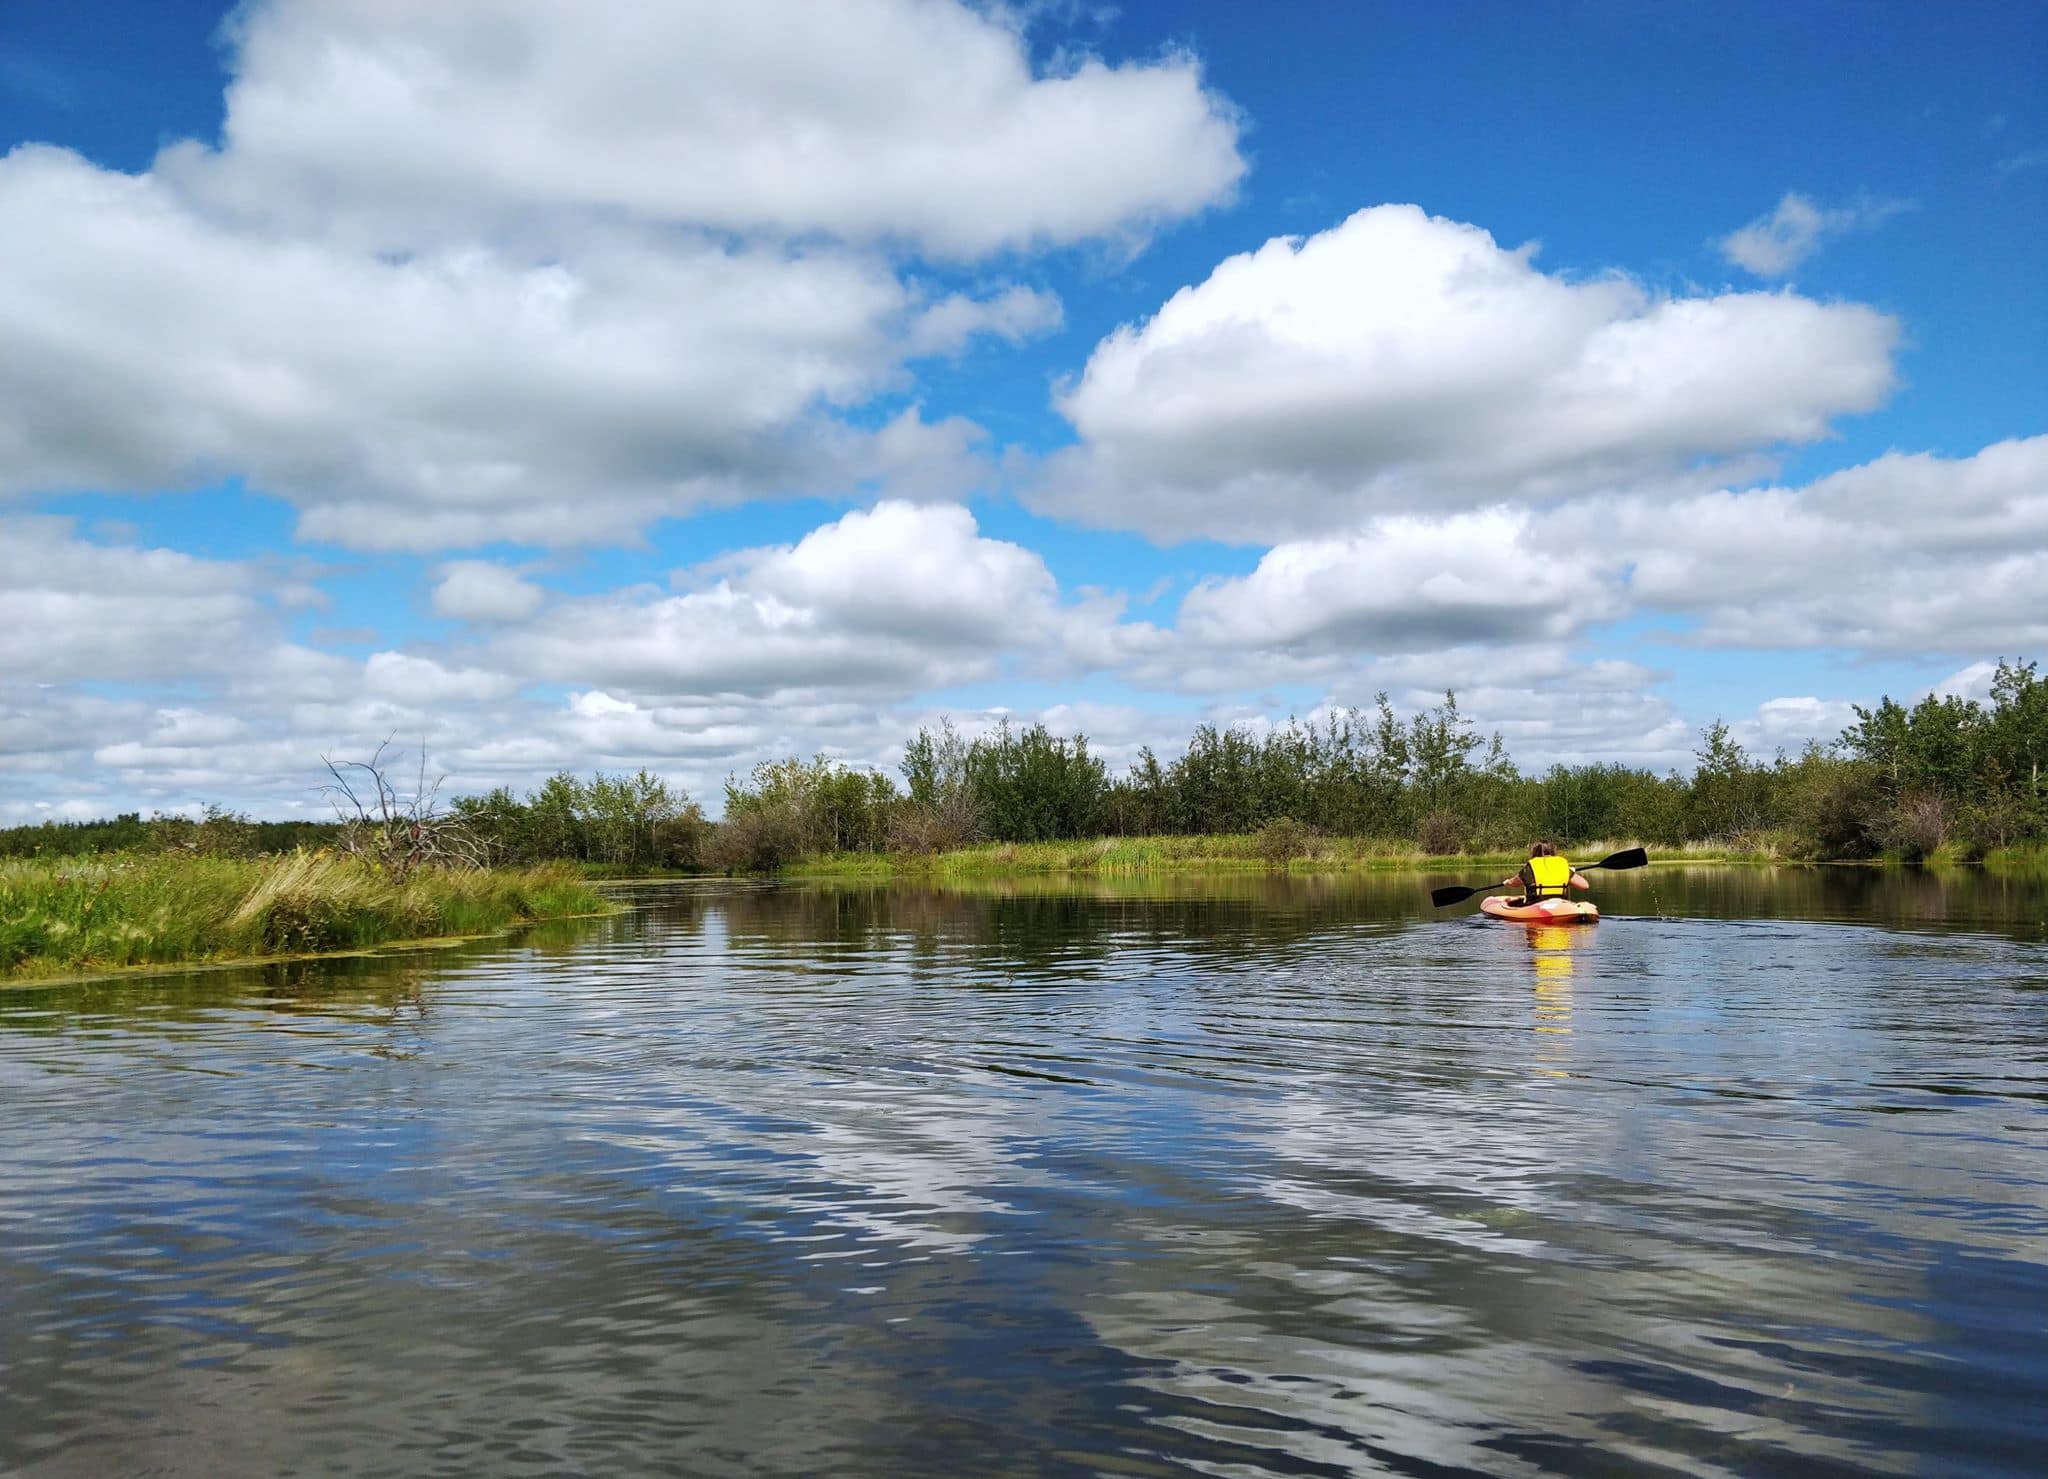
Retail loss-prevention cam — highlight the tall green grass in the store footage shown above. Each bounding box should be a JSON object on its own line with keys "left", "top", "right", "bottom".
{"left": 0, "top": 851, "right": 608, "bottom": 980}
{"left": 785, "top": 834, "right": 1779, "bottom": 880}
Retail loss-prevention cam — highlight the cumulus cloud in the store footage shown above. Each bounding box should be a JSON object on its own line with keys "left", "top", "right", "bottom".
{"left": 497, "top": 501, "right": 1153, "bottom": 700}
{"left": 0, "top": 146, "right": 1002, "bottom": 547}
{"left": 8, "top": 443, "right": 2038, "bottom": 818}
{"left": 1119, "top": 436, "right": 2044, "bottom": 711}
{"left": 1928, "top": 661, "right": 2000, "bottom": 704}
{"left": 906, "top": 285, "right": 1064, "bottom": 358}
{"left": 2, "top": 500, "right": 1165, "bottom": 819}
{"left": 1727, "top": 696, "right": 1862, "bottom": 756}
{"left": 184, "top": 0, "right": 1243, "bottom": 258}
{"left": 0, "top": 515, "right": 278, "bottom": 681}
{"left": 1719, "top": 191, "right": 1911, "bottom": 277}
{"left": 1036, "top": 205, "right": 1899, "bottom": 541}
{"left": 0, "top": 0, "right": 1240, "bottom": 549}
{"left": 1177, "top": 509, "right": 1616, "bottom": 659}
{"left": 1618, "top": 435, "right": 2048, "bottom": 656}
{"left": 432, "top": 562, "right": 545, "bottom": 624}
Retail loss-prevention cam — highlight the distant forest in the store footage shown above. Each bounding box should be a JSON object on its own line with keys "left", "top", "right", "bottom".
{"left": 5, "top": 658, "right": 2041, "bottom": 869}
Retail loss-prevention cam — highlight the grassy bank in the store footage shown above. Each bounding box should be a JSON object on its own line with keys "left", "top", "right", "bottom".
{"left": 1980, "top": 842, "right": 2048, "bottom": 873}
{"left": 784, "top": 834, "right": 1785, "bottom": 880}
{"left": 0, "top": 851, "right": 610, "bottom": 982}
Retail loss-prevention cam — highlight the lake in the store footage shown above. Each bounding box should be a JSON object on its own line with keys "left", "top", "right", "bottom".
{"left": 3, "top": 866, "right": 2044, "bottom": 1476}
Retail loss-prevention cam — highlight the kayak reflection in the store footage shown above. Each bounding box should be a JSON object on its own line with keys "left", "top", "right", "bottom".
{"left": 1526, "top": 922, "right": 1583, "bottom": 1076}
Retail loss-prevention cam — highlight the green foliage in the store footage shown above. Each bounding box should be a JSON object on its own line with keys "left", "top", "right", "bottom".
{"left": 1839, "top": 659, "right": 2047, "bottom": 855}
{"left": 1686, "top": 720, "right": 1769, "bottom": 840}
{"left": 0, "top": 809, "right": 338, "bottom": 860}
{"left": 960, "top": 720, "right": 1107, "bottom": 841}
{"left": 1253, "top": 816, "right": 1314, "bottom": 869}
{"left": 449, "top": 770, "right": 706, "bottom": 870}
{"left": 711, "top": 755, "right": 900, "bottom": 869}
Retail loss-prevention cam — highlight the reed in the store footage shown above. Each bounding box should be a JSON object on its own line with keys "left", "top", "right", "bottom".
{"left": 0, "top": 851, "right": 608, "bottom": 980}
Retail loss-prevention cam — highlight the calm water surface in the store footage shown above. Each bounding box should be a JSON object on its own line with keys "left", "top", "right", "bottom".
{"left": 3, "top": 867, "right": 2045, "bottom": 1476}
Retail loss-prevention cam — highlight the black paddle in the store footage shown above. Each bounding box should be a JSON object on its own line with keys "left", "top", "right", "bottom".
{"left": 1430, "top": 847, "right": 1649, "bottom": 908}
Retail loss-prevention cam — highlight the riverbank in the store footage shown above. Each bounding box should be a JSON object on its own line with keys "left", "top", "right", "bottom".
{"left": 0, "top": 852, "right": 611, "bottom": 982}
{"left": 783, "top": 835, "right": 1768, "bottom": 879}
{"left": 783, "top": 834, "right": 2048, "bottom": 879}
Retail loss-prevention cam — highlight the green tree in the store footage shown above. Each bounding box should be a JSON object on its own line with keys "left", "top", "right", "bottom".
{"left": 1688, "top": 720, "right": 1765, "bottom": 839}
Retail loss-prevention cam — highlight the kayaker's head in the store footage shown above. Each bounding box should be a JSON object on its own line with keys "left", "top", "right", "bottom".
{"left": 1530, "top": 840, "right": 1556, "bottom": 858}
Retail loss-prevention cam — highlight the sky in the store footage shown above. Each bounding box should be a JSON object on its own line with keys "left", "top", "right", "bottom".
{"left": 2, "top": 0, "right": 2044, "bottom": 822}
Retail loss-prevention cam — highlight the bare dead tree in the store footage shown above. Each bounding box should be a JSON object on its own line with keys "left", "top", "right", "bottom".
{"left": 318, "top": 735, "right": 488, "bottom": 878}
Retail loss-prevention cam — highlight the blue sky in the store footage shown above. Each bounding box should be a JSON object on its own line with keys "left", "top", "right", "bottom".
{"left": 2, "top": 0, "right": 2043, "bottom": 819}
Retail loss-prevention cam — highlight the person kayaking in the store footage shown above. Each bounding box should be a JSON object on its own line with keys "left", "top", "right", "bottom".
{"left": 1501, "top": 841, "right": 1589, "bottom": 907}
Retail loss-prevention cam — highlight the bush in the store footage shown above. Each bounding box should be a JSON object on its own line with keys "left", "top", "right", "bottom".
{"left": 1785, "top": 760, "right": 1882, "bottom": 860}
{"left": 1885, "top": 793, "right": 1951, "bottom": 861}
{"left": 703, "top": 808, "right": 806, "bottom": 873}
{"left": 886, "top": 800, "right": 974, "bottom": 855}
{"left": 1254, "top": 817, "right": 1313, "bottom": 869}
{"left": 1416, "top": 809, "right": 1464, "bottom": 855}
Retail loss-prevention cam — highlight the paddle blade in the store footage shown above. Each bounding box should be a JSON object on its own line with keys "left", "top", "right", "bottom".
{"left": 1588, "top": 846, "right": 1648, "bottom": 871}
{"left": 1430, "top": 884, "right": 1482, "bottom": 907}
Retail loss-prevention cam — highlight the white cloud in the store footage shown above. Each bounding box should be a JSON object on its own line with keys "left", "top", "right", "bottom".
{"left": 0, "top": 515, "right": 274, "bottom": 681}
{"left": 0, "top": 686, "right": 145, "bottom": 776}
{"left": 361, "top": 651, "right": 517, "bottom": 704}
{"left": 0, "top": 146, "right": 994, "bottom": 548}
{"left": 1036, "top": 205, "right": 1899, "bottom": 541}
{"left": 9, "top": 435, "right": 2041, "bottom": 819}
{"left": 1618, "top": 435, "right": 2048, "bottom": 656}
{"left": 1719, "top": 191, "right": 1912, "bottom": 276}
{"left": 1927, "top": 661, "right": 1999, "bottom": 704}
{"left": 906, "top": 285, "right": 1064, "bottom": 358}
{"left": 1177, "top": 509, "right": 1617, "bottom": 658}
{"left": 0, "top": 0, "right": 1239, "bottom": 550}
{"left": 1728, "top": 696, "right": 1861, "bottom": 756}
{"left": 500, "top": 501, "right": 1144, "bottom": 700}
{"left": 179, "top": 0, "right": 1244, "bottom": 258}
{"left": 432, "top": 561, "right": 545, "bottom": 623}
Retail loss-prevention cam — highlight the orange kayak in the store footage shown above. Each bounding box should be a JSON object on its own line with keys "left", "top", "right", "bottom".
{"left": 1480, "top": 897, "right": 1599, "bottom": 924}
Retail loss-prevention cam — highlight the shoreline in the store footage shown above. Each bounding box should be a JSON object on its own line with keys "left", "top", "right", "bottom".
{"left": 777, "top": 836, "right": 2048, "bottom": 881}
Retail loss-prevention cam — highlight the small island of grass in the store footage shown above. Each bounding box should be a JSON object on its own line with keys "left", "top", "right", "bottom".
{"left": 0, "top": 851, "right": 609, "bottom": 983}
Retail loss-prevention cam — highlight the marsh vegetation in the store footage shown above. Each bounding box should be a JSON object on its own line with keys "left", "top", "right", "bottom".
{"left": 0, "top": 852, "right": 605, "bottom": 981}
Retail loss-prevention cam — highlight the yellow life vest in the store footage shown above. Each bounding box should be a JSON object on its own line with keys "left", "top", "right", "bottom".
{"left": 1523, "top": 854, "right": 1574, "bottom": 898}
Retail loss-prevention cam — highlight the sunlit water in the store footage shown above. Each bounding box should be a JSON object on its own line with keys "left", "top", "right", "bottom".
{"left": 3, "top": 867, "right": 2044, "bottom": 1476}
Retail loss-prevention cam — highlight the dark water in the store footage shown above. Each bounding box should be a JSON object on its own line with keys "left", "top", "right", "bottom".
{"left": 3, "top": 867, "right": 2045, "bottom": 1477}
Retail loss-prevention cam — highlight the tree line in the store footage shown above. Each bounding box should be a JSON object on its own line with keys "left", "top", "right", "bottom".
{"left": 4, "top": 658, "right": 2040, "bottom": 868}
{"left": 710, "top": 659, "right": 2045, "bottom": 865}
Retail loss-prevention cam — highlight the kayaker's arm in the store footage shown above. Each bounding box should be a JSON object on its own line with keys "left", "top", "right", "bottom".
{"left": 1570, "top": 871, "right": 1590, "bottom": 889}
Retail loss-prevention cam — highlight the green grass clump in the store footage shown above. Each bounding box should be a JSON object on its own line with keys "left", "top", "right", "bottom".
{"left": 0, "top": 851, "right": 609, "bottom": 981}
{"left": 1981, "top": 841, "right": 2048, "bottom": 873}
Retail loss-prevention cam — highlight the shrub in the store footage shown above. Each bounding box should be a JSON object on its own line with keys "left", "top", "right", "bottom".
{"left": 1416, "top": 809, "right": 1464, "bottom": 855}
{"left": 1254, "top": 816, "right": 1312, "bottom": 869}
{"left": 1786, "top": 761, "right": 1882, "bottom": 859}
{"left": 703, "top": 808, "right": 806, "bottom": 873}
{"left": 886, "top": 801, "right": 974, "bottom": 855}
{"left": 1885, "top": 793, "right": 1951, "bottom": 861}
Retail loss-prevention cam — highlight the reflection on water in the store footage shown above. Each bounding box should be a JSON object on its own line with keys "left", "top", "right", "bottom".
{"left": 2, "top": 868, "right": 2045, "bottom": 1476}
{"left": 1525, "top": 926, "right": 1579, "bottom": 1083}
